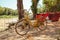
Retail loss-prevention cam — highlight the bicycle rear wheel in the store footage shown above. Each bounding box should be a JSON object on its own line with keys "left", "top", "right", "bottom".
{"left": 38, "top": 21, "right": 47, "bottom": 31}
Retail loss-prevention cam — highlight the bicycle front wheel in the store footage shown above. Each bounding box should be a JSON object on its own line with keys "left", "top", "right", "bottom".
{"left": 15, "top": 19, "right": 30, "bottom": 36}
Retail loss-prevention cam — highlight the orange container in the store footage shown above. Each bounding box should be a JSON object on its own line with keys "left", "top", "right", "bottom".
{"left": 36, "top": 13, "right": 49, "bottom": 22}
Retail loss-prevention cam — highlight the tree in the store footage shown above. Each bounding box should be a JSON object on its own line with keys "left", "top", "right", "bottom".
{"left": 43, "top": 0, "right": 60, "bottom": 12}
{"left": 31, "top": 0, "right": 39, "bottom": 19}
{"left": 0, "top": 6, "right": 5, "bottom": 15}
{"left": 0, "top": 6, "right": 18, "bottom": 15}
{"left": 17, "top": 0, "right": 24, "bottom": 20}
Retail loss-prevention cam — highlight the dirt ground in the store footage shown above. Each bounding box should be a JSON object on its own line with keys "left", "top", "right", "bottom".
{"left": 0, "top": 18, "right": 18, "bottom": 31}
{"left": 0, "top": 18, "right": 60, "bottom": 40}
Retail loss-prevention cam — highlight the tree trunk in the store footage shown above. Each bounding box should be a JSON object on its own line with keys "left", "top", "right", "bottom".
{"left": 31, "top": 0, "right": 39, "bottom": 19}
{"left": 17, "top": 0, "right": 24, "bottom": 20}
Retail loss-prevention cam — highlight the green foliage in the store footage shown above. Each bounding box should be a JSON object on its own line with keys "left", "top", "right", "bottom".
{"left": 43, "top": 0, "right": 57, "bottom": 6}
{"left": 43, "top": 0, "right": 60, "bottom": 12}
{"left": 0, "top": 6, "right": 18, "bottom": 15}
{"left": 0, "top": 15, "right": 17, "bottom": 18}
{"left": 37, "top": 5, "right": 48, "bottom": 13}
{"left": 0, "top": 6, "right": 5, "bottom": 15}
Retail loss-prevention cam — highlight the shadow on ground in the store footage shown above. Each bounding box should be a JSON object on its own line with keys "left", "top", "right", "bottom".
{"left": 0, "top": 24, "right": 60, "bottom": 40}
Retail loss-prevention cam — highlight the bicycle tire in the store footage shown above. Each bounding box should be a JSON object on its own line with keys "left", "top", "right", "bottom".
{"left": 38, "top": 20, "right": 47, "bottom": 31}
{"left": 15, "top": 18, "right": 30, "bottom": 36}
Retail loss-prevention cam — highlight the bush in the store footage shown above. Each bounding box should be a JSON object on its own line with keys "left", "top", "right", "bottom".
{"left": 0, "top": 6, "right": 18, "bottom": 15}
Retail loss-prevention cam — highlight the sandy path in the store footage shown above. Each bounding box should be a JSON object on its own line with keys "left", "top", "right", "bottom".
{"left": 0, "top": 25, "right": 59, "bottom": 40}
{"left": 0, "top": 18, "right": 18, "bottom": 31}
{"left": 0, "top": 18, "right": 60, "bottom": 40}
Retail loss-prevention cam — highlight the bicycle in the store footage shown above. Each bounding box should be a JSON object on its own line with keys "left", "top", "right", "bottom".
{"left": 15, "top": 12, "right": 48, "bottom": 36}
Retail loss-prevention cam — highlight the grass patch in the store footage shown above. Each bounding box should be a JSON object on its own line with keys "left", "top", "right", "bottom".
{"left": 0, "top": 15, "right": 18, "bottom": 18}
